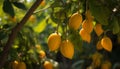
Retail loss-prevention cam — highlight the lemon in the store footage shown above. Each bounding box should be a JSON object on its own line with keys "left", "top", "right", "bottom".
{"left": 43, "top": 61, "right": 53, "bottom": 69}
{"left": 17, "top": 62, "right": 26, "bottom": 69}
{"left": 79, "top": 28, "right": 91, "bottom": 43}
{"left": 69, "top": 12, "right": 82, "bottom": 30}
{"left": 94, "top": 23, "right": 104, "bottom": 36}
{"left": 48, "top": 32, "right": 61, "bottom": 51}
{"left": 101, "top": 36, "right": 112, "bottom": 52}
{"left": 60, "top": 40, "right": 74, "bottom": 59}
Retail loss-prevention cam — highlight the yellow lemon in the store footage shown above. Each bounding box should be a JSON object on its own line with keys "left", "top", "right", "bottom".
{"left": 43, "top": 61, "right": 53, "bottom": 69}
{"left": 17, "top": 62, "right": 26, "bottom": 69}
{"left": 101, "top": 36, "right": 112, "bottom": 52}
{"left": 29, "top": 15, "right": 36, "bottom": 23}
{"left": 12, "top": 60, "right": 19, "bottom": 69}
{"left": 96, "top": 41, "right": 103, "bottom": 50}
{"left": 101, "top": 60, "right": 111, "bottom": 69}
{"left": 69, "top": 12, "right": 82, "bottom": 30}
{"left": 60, "top": 40, "right": 74, "bottom": 59}
{"left": 48, "top": 32, "right": 61, "bottom": 51}
{"left": 79, "top": 28, "right": 91, "bottom": 43}
{"left": 38, "top": 50, "right": 46, "bottom": 59}
{"left": 94, "top": 23, "right": 104, "bottom": 36}
{"left": 82, "top": 19, "right": 93, "bottom": 34}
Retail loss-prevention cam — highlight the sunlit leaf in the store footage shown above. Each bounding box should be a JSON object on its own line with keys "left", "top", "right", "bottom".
{"left": 12, "top": 45, "right": 19, "bottom": 49}
{"left": 48, "top": 18, "right": 57, "bottom": 27}
{"left": 34, "top": 20, "right": 47, "bottom": 33}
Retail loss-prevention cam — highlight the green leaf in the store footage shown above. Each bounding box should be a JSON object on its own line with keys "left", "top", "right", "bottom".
{"left": 0, "top": 30, "right": 7, "bottom": 40}
{"left": 3, "top": 0, "right": 15, "bottom": 17}
{"left": 0, "top": 0, "right": 3, "bottom": 6}
{"left": 69, "top": 30, "right": 83, "bottom": 51}
{"left": 112, "top": 17, "right": 119, "bottom": 34}
{"left": 34, "top": 20, "right": 47, "bottom": 33}
{"left": 12, "top": 2, "right": 27, "bottom": 10}
{"left": 88, "top": 0, "right": 110, "bottom": 25}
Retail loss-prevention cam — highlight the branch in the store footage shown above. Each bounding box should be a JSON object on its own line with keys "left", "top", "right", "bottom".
{"left": 0, "top": 0, "right": 43, "bottom": 68}
{"left": 33, "top": 5, "right": 51, "bottom": 14}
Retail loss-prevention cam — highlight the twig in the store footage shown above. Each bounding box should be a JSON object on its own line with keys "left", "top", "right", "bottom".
{"left": 0, "top": 0, "right": 43, "bottom": 68}
{"left": 33, "top": 5, "right": 51, "bottom": 14}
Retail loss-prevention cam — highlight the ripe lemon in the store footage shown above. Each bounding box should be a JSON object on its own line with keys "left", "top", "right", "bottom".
{"left": 17, "top": 62, "right": 26, "bottom": 69}
{"left": 96, "top": 41, "right": 103, "bottom": 50}
{"left": 82, "top": 19, "right": 93, "bottom": 34}
{"left": 92, "top": 52, "right": 103, "bottom": 68}
{"left": 79, "top": 28, "right": 91, "bottom": 43}
{"left": 38, "top": 50, "right": 46, "bottom": 59}
{"left": 12, "top": 60, "right": 19, "bottom": 69}
{"left": 40, "top": 0, "right": 46, "bottom": 6}
{"left": 101, "top": 36, "right": 112, "bottom": 52}
{"left": 29, "top": 15, "right": 36, "bottom": 23}
{"left": 69, "top": 12, "right": 82, "bottom": 30}
{"left": 94, "top": 23, "right": 104, "bottom": 36}
{"left": 60, "top": 40, "right": 74, "bottom": 59}
{"left": 43, "top": 61, "right": 53, "bottom": 69}
{"left": 101, "top": 60, "right": 111, "bottom": 69}
{"left": 35, "top": 44, "right": 41, "bottom": 50}
{"left": 48, "top": 32, "right": 61, "bottom": 51}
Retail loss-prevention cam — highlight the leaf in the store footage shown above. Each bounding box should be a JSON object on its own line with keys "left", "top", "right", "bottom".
{"left": 12, "top": 2, "right": 27, "bottom": 10}
{"left": 34, "top": 20, "right": 47, "bottom": 33}
{"left": 0, "top": 0, "right": 3, "bottom": 6}
{"left": 69, "top": 30, "right": 83, "bottom": 51}
{"left": 72, "top": 60, "right": 84, "bottom": 69}
{"left": 0, "top": 30, "right": 7, "bottom": 40}
{"left": 3, "top": 0, "right": 15, "bottom": 17}
{"left": 112, "top": 17, "right": 119, "bottom": 34}
{"left": 88, "top": 0, "right": 110, "bottom": 25}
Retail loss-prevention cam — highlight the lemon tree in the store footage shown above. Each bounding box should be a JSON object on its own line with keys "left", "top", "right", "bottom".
{"left": 0, "top": 0, "right": 120, "bottom": 69}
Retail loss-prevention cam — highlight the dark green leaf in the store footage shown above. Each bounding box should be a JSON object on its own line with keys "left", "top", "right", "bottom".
{"left": 69, "top": 30, "right": 83, "bottom": 51}
{"left": 12, "top": 2, "right": 27, "bottom": 10}
{"left": 88, "top": 0, "right": 111, "bottom": 25}
{"left": 0, "top": 30, "right": 7, "bottom": 40}
{"left": 3, "top": 0, "right": 15, "bottom": 17}
{"left": 112, "top": 17, "right": 119, "bottom": 34}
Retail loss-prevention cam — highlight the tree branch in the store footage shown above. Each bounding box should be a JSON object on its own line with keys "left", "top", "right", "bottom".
{"left": 0, "top": 0, "right": 43, "bottom": 68}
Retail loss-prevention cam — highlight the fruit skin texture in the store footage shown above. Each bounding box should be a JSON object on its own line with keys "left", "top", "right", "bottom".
{"left": 17, "top": 62, "right": 26, "bottom": 69}
{"left": 94, "top": 23, "right": 104, "bottom": 36}
{"left": 101, "top": 60, "right": 111, "bottom": 69}
{"left": 96, "top": 41, "right": 103, "bottom": 50}
{"left": 38, "top": 50, "right": 46, "bottom": 59}
{"left": 101, "top": 36, "right": 112, "bottom": 52}
{"left": 69, "top": 12, "right": 82, "bottom": 30}
{"left": 48, "top": 32, "right": 61, "bottom": 51}
{"left": 82, "top": 10, "right": 94, "bottom": 34}
{"left": 29, "top": 15, "right": 36, "bottom": 23}
{"left": 79, "top": 28, "right": 91, "bottom": 43}
{"left": 92, "top": 52, "right": 103, "bottom": 68}
{"left": 82, "top": 19, "right": 93, "bottom": 34}
{"left": 60, "top": 40, "right": 74, "bottom": 59}
{"left": 12, "top": 60, "right": 19, "bottom": 69}
{"left": 43, "top": 61, "right": 53, "bottom": 69}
